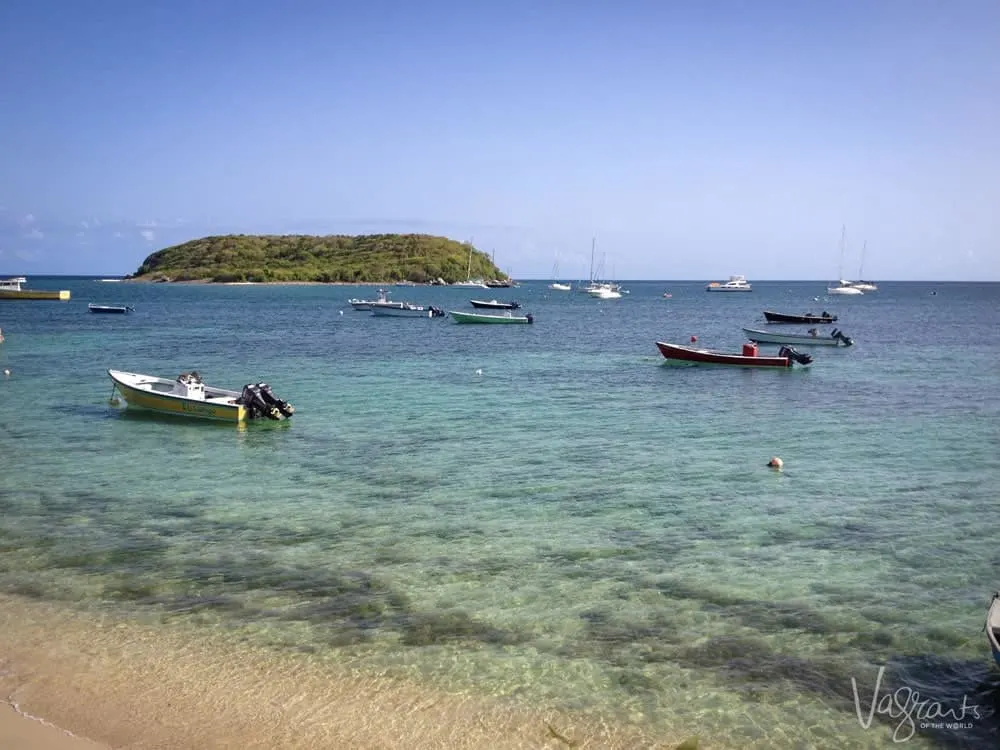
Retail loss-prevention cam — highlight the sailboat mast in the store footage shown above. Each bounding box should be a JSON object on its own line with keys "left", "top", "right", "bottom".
{"left": 837, "top": 225, "right": 846, "bottom": 281}
{"left": 858, "top": 240, "right": 867, "bottom": 279}
{"left": 589, "top": 237, "right": 596, "bottom": 283}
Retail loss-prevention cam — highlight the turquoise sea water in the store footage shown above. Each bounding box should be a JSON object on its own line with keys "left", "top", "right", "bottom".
{"left": 2, "top": 277, "right": 999, "bottom": 748}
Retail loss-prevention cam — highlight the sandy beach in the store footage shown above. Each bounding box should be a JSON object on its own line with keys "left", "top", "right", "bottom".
{"left": 0, "top": 705, "right": 108, "bottom": 750}
{"left": 1, "top": 595, "right": 684, "bottom": 750}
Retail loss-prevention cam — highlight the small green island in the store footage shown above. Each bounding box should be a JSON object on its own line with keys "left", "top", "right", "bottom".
{"left": 130, "top": 233, "right": 510, "bottom": 284}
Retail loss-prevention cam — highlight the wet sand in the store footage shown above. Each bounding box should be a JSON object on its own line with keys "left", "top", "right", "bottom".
{"left": 0, "top": 704, "right": 108, "bottom": 750}
{"left": 1, "top": 595, "right": 686, "bottom": 749}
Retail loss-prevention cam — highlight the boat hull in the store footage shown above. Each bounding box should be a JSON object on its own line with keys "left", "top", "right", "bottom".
{"left": 988, "top": 594, "right": 1000, "bottom": 668}
{"left": 0, "top": 289, "right": 71, "bottom": 300}
{"left": 450, "top": 311, "right": 533, "bottom": 324}
{"left": 89, "top": 304, "right": 132, "bottom": 314}
{"left": 763, "top": 311, "right": 837, "bottom": 324}
{"left": 108, "top": 370, "right": 246, "bottom": 422}
{"left": 656, "top": 341, "right": 795, "bottom": 368}
{"left": 742, "top": 328, "right": 851, "bottom": 346}
{"left": 705, "top": 286, "right": 752, "bottom": 292}
{"left": 470, "top": 299, "right": 520, "bottom": 310}
{"left": 827, "top": 286, "right": 864, "bottom": 295}
{"left": 371, "top": 304, "right": 442, "bottom": 317}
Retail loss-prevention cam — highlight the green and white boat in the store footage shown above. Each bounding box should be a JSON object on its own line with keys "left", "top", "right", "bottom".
{"left": 449, "top": 310, "right": 534, "bottom": 324}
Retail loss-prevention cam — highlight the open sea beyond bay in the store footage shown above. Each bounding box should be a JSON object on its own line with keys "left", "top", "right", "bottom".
{"left": 1, "top": 277, "right": 999, "bottom": 749}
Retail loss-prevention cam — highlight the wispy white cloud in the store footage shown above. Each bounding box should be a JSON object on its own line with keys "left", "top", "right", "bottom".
{"left": 140, "top": 229, "right": 155, "bottom": 242}
{"left": 76, "top": 231, "right": 86, "bottom": 237}
{"left": 137, "top": 220, "right": 159, "bottom": 229}
{"left": 25, "top": 228, "right": 44, "bottom": 239}
{"left": 19, "top": 213, "right": 35, "bottom": 227}
{"left": 113, "top": 231, "right": 123, "bottom": 238}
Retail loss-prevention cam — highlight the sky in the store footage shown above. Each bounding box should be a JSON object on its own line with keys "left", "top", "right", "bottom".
{"left": 1, "top": 0, "right": 997, "bottom": 280}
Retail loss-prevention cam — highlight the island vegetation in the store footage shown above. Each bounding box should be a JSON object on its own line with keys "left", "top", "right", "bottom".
{"left": 130, "top": 233, "right": 510, "bottom": 284}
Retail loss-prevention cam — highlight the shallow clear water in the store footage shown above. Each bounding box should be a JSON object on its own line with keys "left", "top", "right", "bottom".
{"left": 2, "top": 278, "right": 999, "bottom": 748}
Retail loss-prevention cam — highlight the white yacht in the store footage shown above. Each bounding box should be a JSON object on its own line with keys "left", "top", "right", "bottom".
{"left": 587, "top": 283, "right": 622, "bottom": 299}
{"left": 827, "top": 280, "right": 864, "bottom": 296}
{"left": 706, "top": 275, "right": 752, "bottom": 292}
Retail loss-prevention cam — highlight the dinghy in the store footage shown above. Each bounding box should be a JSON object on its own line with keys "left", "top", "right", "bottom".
{"left": 449, "top": 310, "right": 534, "bottom": 324}
{"left": 107, "top": 369, "right": 294, "bottom": 422}
{"left": 743, "top": 327, "right": 853, "bottom": 347}
{"left": 763, "top": 310, "right": 838, "bottom": 324}
{"left": 655, "top": 341, "right": 812, "bottom": 368}
{"left": 89, "top": 303, "right": 134, "bottom": 314}
{"left": 469, "top": 299, "right": 520, "bottom": 310}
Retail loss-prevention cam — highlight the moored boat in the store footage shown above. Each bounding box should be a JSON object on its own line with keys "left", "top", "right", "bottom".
{"left": 743, "top": 327, "right": 853, "bottom": 347}
{"left": 107, "top": 369, "right": 295, "bottom": 422}
{"left": 371, "top": 302, "right": 445, "bottom": 318}
{"left": 763, "top": 310, "right": 838, "bottom": 324}
{"left": 988, "top": 593, "right": 1000, "bottom": 668}
{"left": 348, "top": 288, "right": 401, "bottom": 311}
{"left": 0, "top": 277, "right": 71, "bottom": 301}
{"left": 89, "top": 303, "right": 134, "bottom": 314}
{"left": 450, "top": 310, "right": 533, "bottom": 324}
{"left": 470, "top": 299, "right": 520, "bottom": 310}
{"left": 827, "top": 280, "right": 864, "bottom": 296}
{"left": 587, "top": 283, "right": 623, "bottom": 299}
{"left": 655, "top": 341, "right": 813, "bottom": 368}
{"left": 706, "top": 275, "right": 752, "bottom": 292}
{"left": 850, "top": 280, "right": 879, "bottom": 292}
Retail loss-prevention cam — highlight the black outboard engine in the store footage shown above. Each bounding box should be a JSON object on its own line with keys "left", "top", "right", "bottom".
{"left": 525, "top": 313, "right": 534, "bottom": 324}
{"left": 429, "top": 306, "right": 445, "bottom": 317}
{"left": 778, "top": 346, "right": 813, "bottom": 366}
{"left": 255, "top": 382, "right": 295, "bottom": 417}
{"left": 238, "top": 382, "right": 295, "bottom": 420}
{"left": 510, "top": 301, "right": 521, "bottom": 310}
{"left": 832, "top": 329, "right": 854, "bottom": 346}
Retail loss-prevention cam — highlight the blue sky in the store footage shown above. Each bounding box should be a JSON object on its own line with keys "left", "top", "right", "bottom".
{"left": 1, "top": 0, "right": 997, "bottom": 279}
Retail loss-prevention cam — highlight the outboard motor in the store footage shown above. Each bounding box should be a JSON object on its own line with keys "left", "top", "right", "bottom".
{"left": 254, "top": 382, "right": 295, "bottom": 417}
{"left": 238, "top": 384, "right": 275, "bottom": 419}
{"left": 238, "top": 383, "right": 295, "bottom": 420}
{"left": 832, "top": 329, "right": 854, "bottom": 346}
{"left": 778, "top": 346, "right": 813, "bottom": 366}
{"left": 429, "top": 306, "right": 445, "bottom": 317}
{"left": 525, "top": 313, "right": 534, "bottom": 324}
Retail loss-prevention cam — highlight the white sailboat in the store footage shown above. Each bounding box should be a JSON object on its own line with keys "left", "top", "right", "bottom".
{"left": 548, "top": 253, "right": 571, "bottom": 291}
{"left": 850, "top": 241, "right": 878, "bottom": 291}
{"left": 452, "top": 243, "right": 488, "bottom": 288}
{"left": 827, "top": 226, "right": 864, "bottom": 295}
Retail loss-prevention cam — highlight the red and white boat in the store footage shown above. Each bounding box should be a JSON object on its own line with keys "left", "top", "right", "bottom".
{"left": 655, "top": 341, "right": 813, "bottom": 368}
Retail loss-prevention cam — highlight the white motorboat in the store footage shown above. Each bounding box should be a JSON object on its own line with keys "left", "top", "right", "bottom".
{"left": 743, "top": 327, "right": 854, "bottom": 347}
{"left": 706, "top": 275, "right": 752, "bottom": 292}
{"left": 370, "top": 302, "right": 445, "bottom": 318}
{"left": 348, "top": 289, "right": 402, "bottom": 311}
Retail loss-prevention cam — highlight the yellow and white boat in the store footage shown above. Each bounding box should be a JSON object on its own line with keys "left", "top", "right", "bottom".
{"left": 107, "top": 369, "right": 294, "bottom": 423}
{"left": 0, "top": 277, "right": 71, "bottom": 300}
